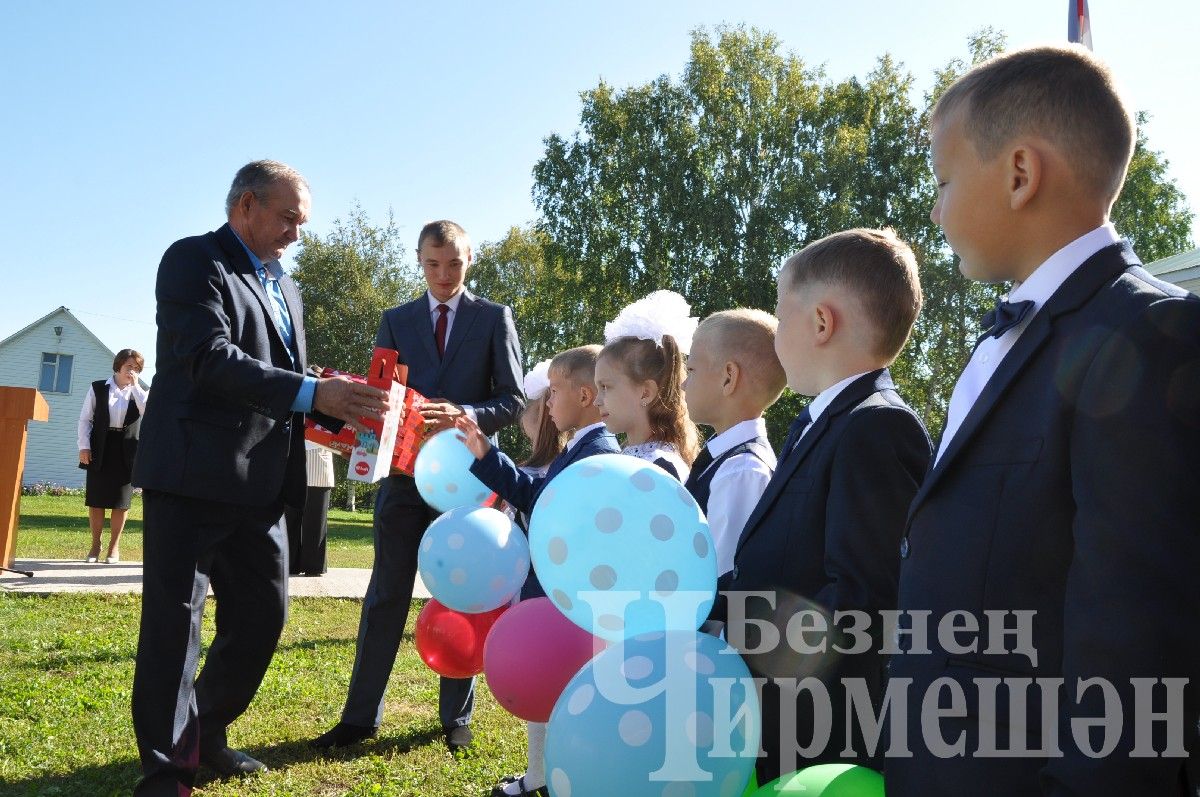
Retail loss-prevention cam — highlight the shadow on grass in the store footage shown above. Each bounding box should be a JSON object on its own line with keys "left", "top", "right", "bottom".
{"left": 0, "top": 758, "right": 142, "bottom": 797}
{"left": 274, "top": 632, "right": 414, "bottom": 654}
{"left": 238, "top": 723, "right": 446, "bottom": 771}
{"left": 0, "top": 726, "right": 447, "bottom": 796}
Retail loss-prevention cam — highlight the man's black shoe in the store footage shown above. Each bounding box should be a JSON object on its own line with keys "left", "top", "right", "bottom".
{"left": 200, "top": 746, "right": 268, "bottom": 777}
{"left": 309, "top": 721, "right": 378, "bottom": 749}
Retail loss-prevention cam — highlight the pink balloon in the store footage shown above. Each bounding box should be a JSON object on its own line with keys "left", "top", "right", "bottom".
{"left": 483, "top": 597, "right": 606, "bottom": 722}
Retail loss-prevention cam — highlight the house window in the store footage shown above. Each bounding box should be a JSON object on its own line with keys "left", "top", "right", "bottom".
{"left": 39, "top": 353, "right": 74, "bottom": 393}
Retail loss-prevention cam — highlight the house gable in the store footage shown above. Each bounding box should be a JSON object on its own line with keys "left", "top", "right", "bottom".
{"left": 0, "top": 307, "right": 123, "bottom": 487}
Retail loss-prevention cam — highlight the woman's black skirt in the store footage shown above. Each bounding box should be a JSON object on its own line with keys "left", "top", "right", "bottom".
{"left": 84, "top": 429, "right": 133, "bottom": 510}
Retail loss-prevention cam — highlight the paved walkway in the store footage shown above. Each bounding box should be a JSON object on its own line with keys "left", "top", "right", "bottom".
{"left": 0, "top": 559, "right": 431, "bottom": 599}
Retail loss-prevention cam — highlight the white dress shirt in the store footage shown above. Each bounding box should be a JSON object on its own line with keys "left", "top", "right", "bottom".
{"left": 565, "top": 421, "right": 607, "bottom": 451}
{"left": 621, "top": 440, "right": 690, "bottom": 483}
{"left": 425, "top": 289, "right": 477, "bottom": 419}
{"left": 798, "top": 370, "right": 875, "bottom": 440}
{"left": 77, "top": 377, "right": 149, "bottom": 450}
{"left": 427, "top": 289, "right": 465, "bottom": 342}
{"left": 935, "top": 223, "right": 1121, "bottom": 463}
{"left": 694, "top": 417, "right": 777, "bottom": 576}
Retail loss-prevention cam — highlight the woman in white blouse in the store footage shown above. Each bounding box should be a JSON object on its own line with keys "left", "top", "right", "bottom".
{"left": 77, "top": 349, "right": 148, "bottom": 563}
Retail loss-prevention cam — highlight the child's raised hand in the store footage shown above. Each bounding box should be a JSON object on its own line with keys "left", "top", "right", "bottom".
{"left": 454, "top": 414, "right": 491, "bottom": 460}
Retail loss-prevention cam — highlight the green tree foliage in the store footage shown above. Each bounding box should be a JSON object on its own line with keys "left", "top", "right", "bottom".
{"left": 519, "top": 26, "right": 1192, "bottom": 441}
{"left": 470, "top": 224, "right": 578, "bottom": 366}
{"left": 291, "top": 204, "right": 423, "bottom": 376}
{"left": 1112, "top": 112, "right": 1195, "bottom": 262}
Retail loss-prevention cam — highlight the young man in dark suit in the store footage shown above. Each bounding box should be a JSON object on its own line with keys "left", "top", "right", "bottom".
{"left": 726, "top": 228, "right": 932, "bottom": 784}
{"left": 312, "top": 220, "right": 525, "bottom": 753}
{"left": 888, "top": 46, "right": 1200, "bottom": 796}
{"left": 131, "top": 161, "right": 388, "bottom": 796}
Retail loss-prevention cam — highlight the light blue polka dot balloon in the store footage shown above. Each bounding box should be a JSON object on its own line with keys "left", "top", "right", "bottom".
{"left": 545, "top": 630, "right": 760, "bottom": 797}
{"left": 414, "top": 429, "right": 495, "bottom": 512}
{"left": 528, "top": 453, "right": 716, "bottom": 641}
{"left": 418, "top": 506, "right": 530, "bottom": 613}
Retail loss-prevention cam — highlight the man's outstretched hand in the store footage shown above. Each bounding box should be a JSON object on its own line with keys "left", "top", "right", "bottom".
{"left": 421, "top": 398, "right": 466, "bottom": 433}
{"left": 313, "top": 376, "right": 392, "bottom": 432}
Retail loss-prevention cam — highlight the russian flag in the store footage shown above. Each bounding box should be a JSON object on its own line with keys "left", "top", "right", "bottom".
{"left": 1068, "top": 0, "right": 1093, "bottom": 50}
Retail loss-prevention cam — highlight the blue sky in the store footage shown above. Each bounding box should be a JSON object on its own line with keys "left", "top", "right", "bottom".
{"left": 2, "top": 0, "right": 1196, "bottom": 380}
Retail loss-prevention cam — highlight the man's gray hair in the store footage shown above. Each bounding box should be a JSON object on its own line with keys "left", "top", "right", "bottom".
{"left": 224, "top": 160, "right": 309, "bottom": 216}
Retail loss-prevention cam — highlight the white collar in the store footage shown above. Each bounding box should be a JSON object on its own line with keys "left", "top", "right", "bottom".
{"left": 566, "top": 421, "right": 607, "bottom": 451}
{"left": 705, "top": 417, "right": 767, "bottom": 458}
{"left": 807, "top": 370, "right": 874, "bottom": 425}
{"left": 427, "top": 289, "right": 465, "bottom": 313}
{"left": 106, "top": 376, "right": 132, "bottom": 396}
{"left": 1008, "top": 224, "right": 1121, "bottom": 308}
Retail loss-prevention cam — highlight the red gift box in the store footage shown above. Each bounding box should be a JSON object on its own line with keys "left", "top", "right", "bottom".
{"left": 304, "top": 348, "right": 429, "bottom": 477}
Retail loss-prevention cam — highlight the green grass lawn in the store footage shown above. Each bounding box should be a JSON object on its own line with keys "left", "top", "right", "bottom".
{"left": 14, "top": 494, "right": 377, "bottom": 568}
{"left": 2, "top": 497, "right": 528, "bottom": 796}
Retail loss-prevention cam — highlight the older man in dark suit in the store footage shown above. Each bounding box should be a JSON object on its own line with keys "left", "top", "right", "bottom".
{"left": 131, "top": 161, "right": 389, "bottom": 796}
{"left": 312, "top": 220, "right": 524, "bottom": 753}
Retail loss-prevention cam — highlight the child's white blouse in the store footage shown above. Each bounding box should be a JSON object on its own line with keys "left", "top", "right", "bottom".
{"left": 621, "top": 441, "right": 690, "bottom": 484}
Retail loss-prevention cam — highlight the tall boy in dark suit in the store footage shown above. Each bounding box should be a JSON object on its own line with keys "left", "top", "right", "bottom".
{"left": 312, "top": 220, "right": 524, "bottom": 752}
{"left": 888, "top": 45, "right": 1200, "bottom": 797}
{"left": 727, "top": 228, "right": 931, "bottom": 783}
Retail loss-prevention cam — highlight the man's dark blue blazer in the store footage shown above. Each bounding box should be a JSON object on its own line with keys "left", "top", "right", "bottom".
{"left": 727, "top": 368, "right": 931, "bottom": 782}
{"left": 134, "top": 222, "right": 323, "bottom": 507}
{"left": 335, "top": 288, "right": 524, "bottom": 732}
{"left": 131, "top": 222, "right": 333, "bottom": 795}
{"left": 887, "top": 242, "right": 1200, "bottom": 796}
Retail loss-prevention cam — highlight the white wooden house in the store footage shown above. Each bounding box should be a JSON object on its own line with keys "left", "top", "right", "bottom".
{"left": 0, "top": 307, "right": 135, "bottom": 487}
{"left": 1146, "top": 246, "right": 1200, "bottom": 295}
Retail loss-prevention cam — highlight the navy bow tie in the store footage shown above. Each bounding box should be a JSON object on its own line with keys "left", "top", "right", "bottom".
{"left": 980, "top": 298, "right": 1035, "bottom": 340}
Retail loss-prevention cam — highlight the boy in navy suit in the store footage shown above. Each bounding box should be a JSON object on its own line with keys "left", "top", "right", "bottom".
{"left": 888, "top": 46, "right": 1200, "bottom": 796}
{"left": 457, "top": 345, "right": 620, "bottom": 568}
{"left": 726, "top": 228, "right": 931, "bottom": 783}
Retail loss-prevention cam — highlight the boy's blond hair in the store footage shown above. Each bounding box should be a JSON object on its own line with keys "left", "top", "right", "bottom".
{"left": 550, "top": 344, "right": 602, "bottom": 388}
{"left": 695, "top": 309, "right": 787, "bottom": 406}
{"left": 780, "top": 228, "right": 922, "bottom": 363}
{"left": 932, "top": 44, "right": 1135, "bottom": 205}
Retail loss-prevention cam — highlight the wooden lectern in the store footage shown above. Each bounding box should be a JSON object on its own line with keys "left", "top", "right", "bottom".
{"left": 0, "top": 387, "right": 49, "bottom": 568}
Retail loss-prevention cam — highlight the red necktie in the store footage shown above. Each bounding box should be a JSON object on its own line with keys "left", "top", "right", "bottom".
{"left": 435, "top": 303, "right": 449, "bottom": 358}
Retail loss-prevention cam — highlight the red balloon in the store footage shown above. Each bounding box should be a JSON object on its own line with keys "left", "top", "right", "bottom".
{"left": 483, "top": 597, "right": 605, "bottom": 722}
{"left": 415, "top": 599, "right": 508, "bottom": 678}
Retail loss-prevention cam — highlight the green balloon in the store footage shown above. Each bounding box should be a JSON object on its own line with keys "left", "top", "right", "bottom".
{"left": 751, "top": 764, "right": 884, "bottom": 796}
{"left": 740, "top": 772, "right": 758, "bottom": 796}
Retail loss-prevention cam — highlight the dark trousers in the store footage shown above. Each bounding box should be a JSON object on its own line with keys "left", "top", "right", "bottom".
{"left": 341, "top": 476, "right": 474, "bottom": 729}
{"left": 284, "top": 485, "right": 330, "bottom": 575}
{"left": 131, "top": 491, "right": 288, "bottom": 797}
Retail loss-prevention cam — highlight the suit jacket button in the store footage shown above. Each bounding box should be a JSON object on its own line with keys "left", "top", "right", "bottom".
{"left": 900, "top": 537, "right": 910, "bottom": 559}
